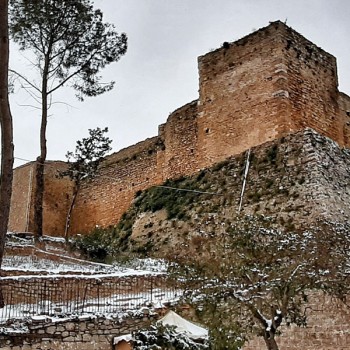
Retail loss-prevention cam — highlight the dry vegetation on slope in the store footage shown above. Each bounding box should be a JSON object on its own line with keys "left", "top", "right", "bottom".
{"left": 73, "top": 129, "right": 350, "bottom": 261}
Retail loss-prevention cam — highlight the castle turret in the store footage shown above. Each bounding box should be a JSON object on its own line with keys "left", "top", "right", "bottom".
{"left": 196, "top": 21, "right": 350, "bottom": 167}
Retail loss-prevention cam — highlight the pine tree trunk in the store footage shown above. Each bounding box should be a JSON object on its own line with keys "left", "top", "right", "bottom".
{"left": 64, "top": 185, "right": 79, "bottom": 241}
{"left": 0, "top": 0, "right": 14, "bottom": 307}
{"left": 33, "top": 159, "right": 45, "bottom": 237}
{"left": 33, "top": 62, "right": 49, "bottom": 237}
{"left": 263, "top": 332, "right": 279, "bottom": 350}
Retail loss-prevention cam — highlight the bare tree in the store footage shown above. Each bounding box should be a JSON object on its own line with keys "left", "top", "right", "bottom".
{"left": 9, "top": 0, "right": 127, "bottom": 237}
{"left": 0, "top": 0, "right": 14, "bottom": 307}
{"left": 170, "top": 217, "right": 350, "bottom": 350}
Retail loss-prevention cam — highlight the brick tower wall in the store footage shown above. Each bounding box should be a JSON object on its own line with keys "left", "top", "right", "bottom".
{"left": 196, "top": 21, "right": 349, "bottom": 169}
{"left": 9, "top": 162, "right": 74, "bottom": 236}
{"left": 281, "top": 24, "right": 344, "bottom": 145}
{"left": 160, "top": 100, "right": 199, "bottom": 179}
{"left": 197, "top": 22, "right": 289, "bottom": 167}
{"left": 338, "top": 92, "right": 350, "bottom": 145}
{"left": 8, "top": 163, "right": 34, "bottom": 233}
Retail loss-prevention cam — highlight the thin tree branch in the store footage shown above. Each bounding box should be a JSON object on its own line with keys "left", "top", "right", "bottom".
{"left": 15, "top": 103, "right": 41, "bottom": 110}
{"left": 9, "top": 69, "right": 41, "bottom": 92}
{"left": 17, "top": 84, "right": 42, "bottom": 105}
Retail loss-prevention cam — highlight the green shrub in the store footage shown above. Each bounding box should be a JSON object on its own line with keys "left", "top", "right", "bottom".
{"left": 265, "top": 178, "right": 274, "bottom": 188}
{"left": 266, "top": 144, "right": 278, "bottom": 163}
{"left": 133, "top": 324, "right": 208, "bottom": 350}
{"left": 298, "top": 176, "right": 306, "bottom": 184}
{"left": 71, "top": 226, "right": 116, "bottom": 262}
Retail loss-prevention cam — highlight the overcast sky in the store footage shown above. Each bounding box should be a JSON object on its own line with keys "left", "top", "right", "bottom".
{"left": 8, "top": 0, "right": 350, "bottom": 167}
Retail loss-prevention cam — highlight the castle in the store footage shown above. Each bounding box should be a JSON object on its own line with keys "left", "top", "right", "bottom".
{"left": 9, "top": 21, "right": 350, "bottom": 236}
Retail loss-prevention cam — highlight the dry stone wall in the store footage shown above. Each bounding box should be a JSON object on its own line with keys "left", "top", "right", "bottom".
{"left": 0, "top": 314, "right": 157, "bottom": 350}
{"left": 1, "top": 292, "right": 349, "bottom": 350}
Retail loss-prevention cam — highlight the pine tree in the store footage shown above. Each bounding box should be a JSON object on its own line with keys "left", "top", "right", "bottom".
{"left": 59, "top": 127, "right": 112, "bottom": 239}
{"left": 9, "top": 0, "right": 127, "bottom": 236}
{"left": 0, "top": 0, "right": 14, "bottom": 308}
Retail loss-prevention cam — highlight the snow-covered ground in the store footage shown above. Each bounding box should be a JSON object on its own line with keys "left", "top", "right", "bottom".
{"left": 2, "top": 255, "right": 111, "bottom": 274}
{"left": 1, "top": 252, "right": 175, "bottom": 323}
{"left": 3, "top": 251, "right": 168, "bottom": 275}
{"left": 2, "top": 233, "right": 174, "bottom": 324}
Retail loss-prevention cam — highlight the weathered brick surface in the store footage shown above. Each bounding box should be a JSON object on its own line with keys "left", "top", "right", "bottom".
{"left": 160, "top": 100, "right": 199, "bottom": 179}
{"left": 197, "top": 22, "right": 289, "bottom": 167}
{"left": 8, "top": 163, "right": 33, "bottom": 232}
{"left": 70, "top": 137, "right": 165, "bottom": 233}
{"left": 9, "top": 161, "right": 74, "bottom": 236}
{"left": 70, "top": 100, "right": 199, "bottom": 234}
{"left": 9, "top": 21, "right": 350, "bottom": 236}
{"left": 339, "top": 92, "right": 350, "bottom": 146}
{"left": 197, "top": 21, "right": 350, "bottom": 169}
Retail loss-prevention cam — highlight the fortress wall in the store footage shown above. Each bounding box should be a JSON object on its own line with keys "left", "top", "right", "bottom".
{"left": 9, "top": 162, "right": 73, "bottom": 236}
{"left": 8, "top": 163, "right": 35, "bottom": 233}
{"left": 9, "top": 21, "right": 350, "bottom": 236}
{"left": 41, "top": 162, "right": 74, "bottom": 236}
{"left": 160, "top": 100, "right": 199, "bottom": 179}
{"left": 197, "top": 22, "right": 291, "bottom": 168}
{"left": 70, "top": 101, "right": 200, "bottom": 235}
{"left": 196, "top": 21, "right": 348, "bottom": 169}
{"left": 70, "top": 137, "right": 165, "bottom": 234}
{"left": 68, "top": 22, "right": 350, "bottom": 235}
{"left": 338, "top": 92, "right": 350, "bottom": 146}
{"left": 281, "top": 25, "right": 345, "bottom": 146}
{"left": 72, "top": 22, "right": 350, "bottom": 233}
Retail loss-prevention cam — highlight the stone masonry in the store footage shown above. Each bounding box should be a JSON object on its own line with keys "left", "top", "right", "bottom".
{"left": 0, "top": 313, "right": 157, "bottom": 350}
{"left": 1, "top": 292, "right": 349, "bottom": 350}
{"left": 8, "top": 21, "right": 350, "bottom": 235}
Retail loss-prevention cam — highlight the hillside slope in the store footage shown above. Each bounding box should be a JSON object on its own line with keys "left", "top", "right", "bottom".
{"left": 85, "top": 129, "right": 350, "bottom": 257}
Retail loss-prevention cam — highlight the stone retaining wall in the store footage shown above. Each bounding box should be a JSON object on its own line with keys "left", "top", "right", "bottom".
{"left": 0, "top": 313, "right": 157, "bottom": 350}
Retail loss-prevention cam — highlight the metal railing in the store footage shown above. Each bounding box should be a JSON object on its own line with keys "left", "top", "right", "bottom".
{"left": 0, "top": 274, "right": 179, "bottom": 322}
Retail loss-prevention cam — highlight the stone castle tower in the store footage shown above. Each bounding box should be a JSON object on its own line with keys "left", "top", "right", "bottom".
{"left": 9, "top": 21, "right": 350, "bottom": 236}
